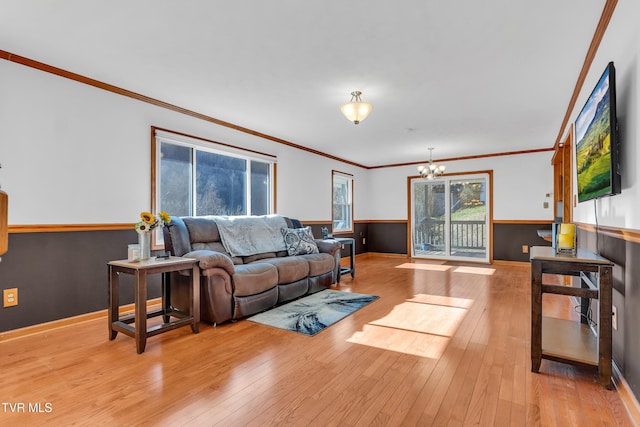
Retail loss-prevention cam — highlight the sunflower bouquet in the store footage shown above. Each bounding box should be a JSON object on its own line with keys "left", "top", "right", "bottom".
{"left": 135, "top": 211, "right": 171, "bottom": 234}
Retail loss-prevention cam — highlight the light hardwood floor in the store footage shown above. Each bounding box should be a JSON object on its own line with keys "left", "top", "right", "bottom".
{"left": 0, "top": 255, "right": 634, "bottom": 426}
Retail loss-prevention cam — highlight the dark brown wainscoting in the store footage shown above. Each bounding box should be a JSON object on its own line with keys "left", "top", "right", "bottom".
{"left": 0, "top": 221, "right": 551, "bottom": 332}
{"left": 306, "top": 222, "right": 370, "bottom": 257}
{"left": 493, "top": 222, "right": 553, "bottom": 262}
{"left": 577, "top": 225, "right": 640, "bottom": 403}
{"left": 308, "top": 221, "right": 404, "bottom": 255}
{"left": 0, "top": 230, "right": 162, "bottom": 332}
{"left": 313, "top": 221, "right": 555, "bottom": 261}
{"left": 367, "top": 222, "right": 408, "bottom": 254}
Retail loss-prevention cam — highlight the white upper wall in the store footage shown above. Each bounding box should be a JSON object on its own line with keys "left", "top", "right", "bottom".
{"left": 363, "top": 151, "right": 554, "bottom": 221}
{"left": 0, "top": 55, "right": 556, "bottom": 225}
{"left": 570, "top": 0, "right": 640, "bottom": 229}
{"left": 0, "top": 58, "right": 367, "bottom": 224}
{"left": 275, "top": 149, "right": 368, "bottom": 220}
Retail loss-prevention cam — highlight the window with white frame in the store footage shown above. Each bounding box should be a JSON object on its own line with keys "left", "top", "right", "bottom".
{"left": 332, "top": 170, "right": 353, "bottom": 233}
{"left": 153, "top": 128, "right": 276, "bottom": 221}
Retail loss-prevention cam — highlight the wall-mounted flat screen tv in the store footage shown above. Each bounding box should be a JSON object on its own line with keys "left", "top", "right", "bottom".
{"left": 575, "top": 61, "right": 621, "bottom": 203}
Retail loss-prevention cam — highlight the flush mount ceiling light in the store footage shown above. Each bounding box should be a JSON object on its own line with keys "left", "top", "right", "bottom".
{"left": 340, "top": 91, "right": 373, "bottom": 124}
{"left": 417, "top": 148, "right": 446, "bottom": 180}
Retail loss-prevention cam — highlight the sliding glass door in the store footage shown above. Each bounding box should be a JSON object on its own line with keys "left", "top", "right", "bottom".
{"left": 410, "top": 173, "right": 490, "bottom": 262}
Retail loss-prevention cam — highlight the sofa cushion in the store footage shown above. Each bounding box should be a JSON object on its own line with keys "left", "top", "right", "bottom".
{"left": 183, "top": 250, "right": 235, "bottom": 275}
{"left": 259, "top": 257, "right": 310, "bottom": 284}
{"left": 281, "top": 227, "right": 319, "bottom": 256}
{"left": 183, "top": 216, "right": 222, "bottom": 243}
{"left": 298, "top": 253, "right": 335, "bottom": 277}
{"left": 243, "top": 251, "right": 277, "bottom": 264}
{"left": 232, "top": 263, "right": 278, "bottom": 296}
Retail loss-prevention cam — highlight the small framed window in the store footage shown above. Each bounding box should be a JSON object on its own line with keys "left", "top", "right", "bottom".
{"left": 332, "top": 170, "right": 354, "bottom": 233}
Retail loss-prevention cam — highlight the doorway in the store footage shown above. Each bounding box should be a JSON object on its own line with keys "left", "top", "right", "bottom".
{"left": 410, "top": 173, "right": 491, "bottom": 262}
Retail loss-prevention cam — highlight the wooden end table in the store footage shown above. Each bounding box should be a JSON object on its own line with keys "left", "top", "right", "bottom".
{"left": 108, "top": 256, "right": 200, "bottom": 354}
{"left": 335, "top": 237, "right": 355, "bottom": 282}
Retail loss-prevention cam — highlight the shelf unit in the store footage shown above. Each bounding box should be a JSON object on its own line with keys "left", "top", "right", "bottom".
{"left": 529, "top": 246, "right": 613, "bottom": 388}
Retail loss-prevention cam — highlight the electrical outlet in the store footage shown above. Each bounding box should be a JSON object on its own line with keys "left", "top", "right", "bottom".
{"left": 362, "top": 237, "right": 366, "bottom": 245}
{"left": 612, "top": 305, "right": 618, "bottom": 330}
{"left": 522, "top": 245, "right": 529, "bottom": 254}
{"left": 3, "top": 288, "right": 18, "bottom": 307}
{"left": 543, "top": 201, "right": 549, "bottom": 209}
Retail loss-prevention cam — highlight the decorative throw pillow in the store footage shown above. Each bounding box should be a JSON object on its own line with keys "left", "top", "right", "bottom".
{"left": 281, "top": 227, "right": 319, "bottom": 256}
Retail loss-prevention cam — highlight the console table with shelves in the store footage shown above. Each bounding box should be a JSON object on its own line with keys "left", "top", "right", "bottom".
{"left": 529, "top": 246, "right": 613, "bottom": 388}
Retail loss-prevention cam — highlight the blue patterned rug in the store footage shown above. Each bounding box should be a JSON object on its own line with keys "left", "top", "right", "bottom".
{"left": 248, "top": 289, "right": 379, "bottom": 336}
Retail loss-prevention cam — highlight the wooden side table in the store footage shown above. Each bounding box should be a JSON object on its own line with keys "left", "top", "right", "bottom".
{"left": 530, "top": 246, "right": 613, "bottom": 388}
{"left": 335, "top": 237, "right": 355, "bottom": 282}
{"left": 108, "top": 256, "right": 200, "bottom": 354}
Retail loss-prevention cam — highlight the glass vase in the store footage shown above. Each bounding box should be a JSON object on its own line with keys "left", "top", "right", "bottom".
{"left": 138, "top": 232, "right": 151, "bottom": 260}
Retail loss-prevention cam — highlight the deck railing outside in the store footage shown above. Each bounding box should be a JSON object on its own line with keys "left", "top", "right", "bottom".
{"left": 414, "top": 219, "right": 486, "bottom": 250}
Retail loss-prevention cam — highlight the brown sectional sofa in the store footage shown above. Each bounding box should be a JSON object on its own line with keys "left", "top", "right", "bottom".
{"left": 163, "top": 215, "right": 341, "bottom": 325}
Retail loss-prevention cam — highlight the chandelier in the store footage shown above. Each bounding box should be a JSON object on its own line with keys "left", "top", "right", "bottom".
{"left": 417, "top": 148, "right": 446, "bottom": 180}
{"left": 340, "top": 91, "right": 373, "bottom": 124}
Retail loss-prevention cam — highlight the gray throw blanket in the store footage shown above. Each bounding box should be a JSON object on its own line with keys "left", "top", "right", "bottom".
{"left": 216, "top": 215, "right": 288, "bottom": 257}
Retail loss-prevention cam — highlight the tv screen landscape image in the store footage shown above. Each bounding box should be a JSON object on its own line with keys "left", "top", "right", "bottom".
{"left": 575, "top": 62, "right": 620, "bottom": 203}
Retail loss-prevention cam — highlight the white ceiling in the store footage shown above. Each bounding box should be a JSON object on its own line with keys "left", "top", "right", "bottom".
{"left": 1, "top": 0, "right": 605, "bottom": 167}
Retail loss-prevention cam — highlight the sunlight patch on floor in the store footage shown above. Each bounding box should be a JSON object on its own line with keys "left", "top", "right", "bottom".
{"left": 369, "top": 302, "right": 467, "bottom": 336}
{"left": 395, "top": 263, "right": 495, "bottom": 276}
{"left": 395, "top": 263, "right": 451, "bottom": 271}
{"left": 452, "top": 266, "right": 496, "bottom": 275}
{"left": 347, "top": 295, "right": 472, "bottom": 359}
{"left": 347, "top": 324, "right": 450, "bottom": 358}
